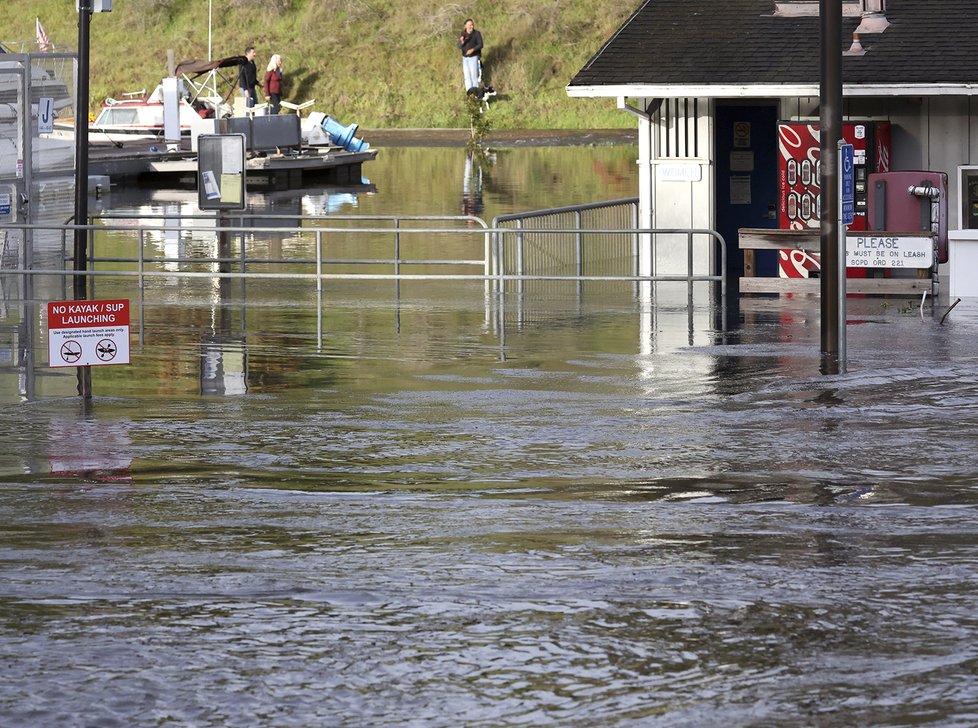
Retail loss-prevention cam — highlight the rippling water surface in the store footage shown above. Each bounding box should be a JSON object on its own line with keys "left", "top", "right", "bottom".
{"left": 3, "top": 142, "right": 978, "bottom": 726}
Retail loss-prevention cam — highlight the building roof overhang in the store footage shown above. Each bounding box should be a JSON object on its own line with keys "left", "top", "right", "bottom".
{"left": 567, "top": 1, "right": 978, "bottom": 104}
{"left": 567, "top": 83, "right": 978, "bottom": 100}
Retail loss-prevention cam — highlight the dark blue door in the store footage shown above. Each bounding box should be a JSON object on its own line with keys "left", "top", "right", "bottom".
{"left": 714, "top": 104, "right": 780, "bottom": 285}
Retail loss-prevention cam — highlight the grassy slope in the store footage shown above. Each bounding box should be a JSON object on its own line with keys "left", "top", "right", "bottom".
{"left": 12, "top": 0, "right": 635, "bottom": 129}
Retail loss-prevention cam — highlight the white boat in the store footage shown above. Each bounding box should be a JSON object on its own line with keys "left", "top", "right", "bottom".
{"left": 51, "top": 54, "right": 368, "bottom": 154}
{"left": 83, "top": 86, "right": 211, "bottom": 143}
{"left": 53, "top": 55, "right": 246, "bottom": 146}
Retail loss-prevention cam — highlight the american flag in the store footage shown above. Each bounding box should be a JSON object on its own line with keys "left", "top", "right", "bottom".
{"left": 36, "top": 17, "right": 50, "bottom": 52}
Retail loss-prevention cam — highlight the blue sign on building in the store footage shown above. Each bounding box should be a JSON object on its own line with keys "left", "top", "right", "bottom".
{"left": 841, "top": 143, "right": 855, "bottom": 226}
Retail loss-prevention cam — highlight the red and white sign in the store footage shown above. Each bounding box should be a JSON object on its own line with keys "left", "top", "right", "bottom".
{"left": 47, "top": 299, "right": 131, "bottom": 368}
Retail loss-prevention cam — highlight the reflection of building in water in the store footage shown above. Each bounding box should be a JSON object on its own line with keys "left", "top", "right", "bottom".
{"left": 461, "top": 153, "right": 484, "bottom": 217}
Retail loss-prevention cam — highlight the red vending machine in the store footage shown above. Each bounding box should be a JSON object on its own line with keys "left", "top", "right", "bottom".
{"left": 777, "top": 120, "right": 892, "bottom": 277}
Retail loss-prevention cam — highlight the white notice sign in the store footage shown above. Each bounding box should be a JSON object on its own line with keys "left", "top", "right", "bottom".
{"left": 38, "top": 97, "right": 54, "bottom": 134}
{"left": 657, "top": 163, "right": 702, "bottom": 182}
{"left": 846, "top": 234, "right": 934, "bottom": 269}
{"left": 48, "top": 299, "right": 131, "bottom": 368}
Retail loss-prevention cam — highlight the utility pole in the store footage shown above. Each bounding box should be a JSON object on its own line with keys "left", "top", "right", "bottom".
{"left": 73, "top": 0, "right": 91, "bottom": 300}
{"left": 74, "top": 0, "right": 93, "bottom": 397}
{"left": 820, "top": 0, "right": 844, "bottom": 372}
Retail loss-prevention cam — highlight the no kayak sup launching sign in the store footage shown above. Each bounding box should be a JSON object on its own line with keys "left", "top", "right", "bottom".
{"left": 48, "top": 299, "right": 131, "bottom": 368}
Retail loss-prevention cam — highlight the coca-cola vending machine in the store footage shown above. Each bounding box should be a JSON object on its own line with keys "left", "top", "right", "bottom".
{"left": 777, "top": 120, "right": 892, "bottom": 277}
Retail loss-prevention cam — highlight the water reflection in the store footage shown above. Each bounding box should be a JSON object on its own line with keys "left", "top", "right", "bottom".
{"left": 461, "top": 151, "right": 486, "bottom": 217}
{"left": 46, "top": 409, "right": 133, "bottom": 479}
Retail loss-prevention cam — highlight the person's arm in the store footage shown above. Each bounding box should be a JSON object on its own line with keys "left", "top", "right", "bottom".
{"left": 471, "top": 31, "right": 483, "bottom": 55}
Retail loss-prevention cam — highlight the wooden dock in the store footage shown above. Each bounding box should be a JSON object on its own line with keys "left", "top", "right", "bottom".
{"left": 88, "top": 139, "right": 377, "bottom": 190}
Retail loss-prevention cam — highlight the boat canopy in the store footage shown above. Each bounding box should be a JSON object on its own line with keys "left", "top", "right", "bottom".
{"left": 174, "top": 55, "right": 247, "bottom": 79}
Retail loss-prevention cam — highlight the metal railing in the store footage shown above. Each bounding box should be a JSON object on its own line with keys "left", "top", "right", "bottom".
{"left": 493, "top": 198, "right": 639, "bottom": 280}
{"left": 90, "top": 213, "right": 493, "bottom": 286}
{"left": 0, "top": 212, "right": 726, "bottom": 301}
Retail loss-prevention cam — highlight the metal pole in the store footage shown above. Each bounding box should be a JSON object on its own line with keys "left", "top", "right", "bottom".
{"left": 74, "top": 0, "right": 93, "bottom": 398}
{"left": 836, "top": 140, "right": 847, "bottom": 367}
{"left": 315, "top": 229, "right": 323, "bottom": 292}
{"left": 574, "top": 210, "right": 583, "bottom": 277}
{"left": 73, "top": 0, "right": 91, "bottom": 301}
{"left": 820, "top": 0, "right": 843, "bottom": 370}
{"left": 208, "top": 0, "right": 213, "bottom": 62}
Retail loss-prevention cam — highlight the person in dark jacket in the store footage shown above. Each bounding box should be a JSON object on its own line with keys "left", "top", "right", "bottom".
{"left": 264, "top": 54, "right": 284, "bottom": 114}
{"left": 458, "top": 18, "right": 483, "bottom": 93}
{"left": 238, "top": 46, "right": 260, "bottom": 108}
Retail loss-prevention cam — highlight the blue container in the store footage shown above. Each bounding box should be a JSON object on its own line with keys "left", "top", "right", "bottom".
{"left": 321, "top": 116, "right": 370, "bottom": 153}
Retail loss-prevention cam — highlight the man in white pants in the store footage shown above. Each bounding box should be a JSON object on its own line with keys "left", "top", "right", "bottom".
{"left": 458, "top": 18, "right": 484, "bottom": 93}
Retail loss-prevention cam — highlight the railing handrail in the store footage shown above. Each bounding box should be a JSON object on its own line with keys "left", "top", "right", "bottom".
{"left": 2, "top": 221, "right": 719, "bottom": 236}
{"left": 93, "top": 213, "right": 490, "bottom": 229}
{"left": 493, "top": 197, "right": 639, "bottom": 225}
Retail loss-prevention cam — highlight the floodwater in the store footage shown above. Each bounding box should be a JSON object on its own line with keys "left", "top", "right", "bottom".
{"left": 3, "top": 138, "right": 978, "bottom": 726}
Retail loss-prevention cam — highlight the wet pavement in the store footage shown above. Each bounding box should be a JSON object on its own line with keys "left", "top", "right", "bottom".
{"left": 2, "top": 276, "right": 978, "bottom": 726}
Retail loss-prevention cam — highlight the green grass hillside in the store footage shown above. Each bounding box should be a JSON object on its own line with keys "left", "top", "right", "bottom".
{"left": 11, "top": 0, "right": 635, "bottom": 129}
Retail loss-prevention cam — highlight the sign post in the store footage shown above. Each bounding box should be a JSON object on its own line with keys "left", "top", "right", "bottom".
{"left": 838, "top": 141, "right": 854, "bottom": 368}
{"left": 819, "top": 0, "right": 843, "bottom": 373}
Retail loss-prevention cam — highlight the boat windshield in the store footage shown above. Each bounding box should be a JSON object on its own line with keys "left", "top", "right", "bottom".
{"left": 96, "top": 107, "right": 142, "bottom": 126}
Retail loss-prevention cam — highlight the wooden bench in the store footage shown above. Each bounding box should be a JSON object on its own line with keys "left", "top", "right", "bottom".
{"left": 738, "top": 227, "right": 933, "bottom": 295}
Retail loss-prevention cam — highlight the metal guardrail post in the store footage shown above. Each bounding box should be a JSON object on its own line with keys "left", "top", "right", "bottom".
{"left": 631, "top": 202, "right": 639, "bottom": 278}
{"left": 138, "top": 229, "right": 145, "bottom": 290}
{"left": 494, "top": 227, "right": 504, "bottom": 293}
{"left": 239, "top": 227, "right": 246, "bottom": 274}
{"left": 575, "top": 210, "right": 583, "bottom": 277}
{"left": 394, "top": 218, "right": 401, "bottom": 277}
{"left": 718, "top": 231, "right": 728, "bottom": 303}
{"left": 483, "top": 228, "right": 491, "bottom": 278}
{"left": 316, "top": 229, "right": 323, "bottom": 293}
{"left": 516, "top": 220, "right": 525, "bottom": 297}
{"left": 59, "top": 228, "right": 68, "bottom": 300}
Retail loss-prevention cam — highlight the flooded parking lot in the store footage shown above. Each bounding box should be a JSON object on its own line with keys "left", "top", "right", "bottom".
{"left": 3, "top": 277, "right": 978, "bottom": 726}
{"left": 3, "top": 142, "right": 978, "bottom": 725}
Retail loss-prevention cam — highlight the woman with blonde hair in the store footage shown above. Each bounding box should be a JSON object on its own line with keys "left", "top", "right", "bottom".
{"left": 263, "top": 54, "right": 284, "bottom": 114}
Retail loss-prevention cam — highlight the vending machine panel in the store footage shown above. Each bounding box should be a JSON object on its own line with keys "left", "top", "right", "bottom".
{"left": 777, "top": 120, "right": 892, "bottom": 277}
{"left": 867, "top": 170, "right": 948, "bottom": 264}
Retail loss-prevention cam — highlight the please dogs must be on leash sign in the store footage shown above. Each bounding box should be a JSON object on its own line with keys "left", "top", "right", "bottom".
{"left": 48, "top": 299, "right": 131, "bottom": 368}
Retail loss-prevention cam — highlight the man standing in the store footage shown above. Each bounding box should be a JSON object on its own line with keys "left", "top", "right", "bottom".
{"left": 239, "top": 46, "right": 260, "bottom": 108}
{"left": 458, "top": 18, "right": 483, "bottom": 93}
